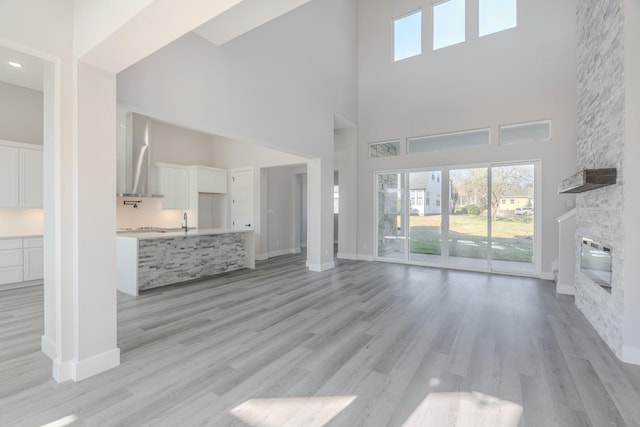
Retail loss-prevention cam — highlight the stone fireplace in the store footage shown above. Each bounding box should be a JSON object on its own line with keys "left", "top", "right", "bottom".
{"left": 574, "top": 0, "right": 640, "bottom": 363}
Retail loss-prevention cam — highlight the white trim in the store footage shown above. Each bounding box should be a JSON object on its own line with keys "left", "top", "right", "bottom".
{"left": 41, "top": 335, "right": 56, "bottom": 359}
{"left": 622, "top": 346, "right": 640, "bottom": 365}
{"left": 540, "top": 271, "right": 555, "bottom": 281}
{"left": 308, "top": 261, "right": 335, "bottom": 272}
{"left": 556, "top": 282, "right": 575, "bottom": 295}
{"left": 53, "top": 359, "right": 73, "bottom": 383}
{"left": 72, "top": 348, "right": 120, "bottom": 382}
{"left": 358, "top": 254, "right": 374, "bottom": 262}
{"left": 255, "top": 253, "right": 268, "bottom": 261}
{"left": 268, "top": 248, "right": 299, "bottom": 258}
{"left": 337, "top": 252, "right": 358, "bottom": 260}
{"left": 557, "top": 208, "right": 576, "bottom": 222}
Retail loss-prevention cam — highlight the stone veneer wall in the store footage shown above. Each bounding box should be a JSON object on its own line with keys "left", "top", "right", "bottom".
{"left": 574, "top": 0, "right": 626, "bottom": 357}
{"left": 137, "top": 233, "right": 247, "bottom": 291}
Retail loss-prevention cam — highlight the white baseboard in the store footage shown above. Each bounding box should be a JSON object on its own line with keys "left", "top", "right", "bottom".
{"left": 337, "top": 252, "right": 358, "bottom": 260}
{"left": 308, "top": 261, "right": 336, "bottom": 272}
{"left": 623, "top": 345, "right": 640, "bottom": 365}
{"left": 258, "top": 248, "right": 300, "bottom": 259}
{"left": 53, "top": 359, "right": 73, "bottom": 383}
{"left": 72, "top": 347, "right": 120, "bottom": 382}
{"left": 41, "top": 335, "right": 56, "bottom": 360}
{"left": 358, "top": 254, "right": 374, "bottom": 262}
{"left": 556, "top": 282, "right": 575, "bottom": 295}
{"left": 540, "top": 271, "right": 555, "bottom": 281}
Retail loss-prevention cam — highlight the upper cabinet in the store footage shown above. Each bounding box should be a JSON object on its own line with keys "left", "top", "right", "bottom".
{"left": 191, "top": 166, "right": 227, "bottom": 194}
{"left": 21, "top": 149, "right": 43, "bottom": 208}
{"left": 156, "top": 163, "right": 190, "bottom": 209}
{"left": 0, "top": 141, "right": 43, "bottom": 208}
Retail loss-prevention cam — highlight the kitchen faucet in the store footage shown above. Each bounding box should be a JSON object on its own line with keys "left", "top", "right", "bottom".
{"left": 182, "top": 212, "right": 188, "bottom": 232}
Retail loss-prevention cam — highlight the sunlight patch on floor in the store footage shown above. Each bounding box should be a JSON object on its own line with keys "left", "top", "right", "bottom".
{"left": 40, "top": 414, "right": 78, "bottom": 427}
{"left": 402, "top": 392, "right": 523, "bottom": 427}
{"left": 230, "top": 395, "right": 357, "bottom": 427}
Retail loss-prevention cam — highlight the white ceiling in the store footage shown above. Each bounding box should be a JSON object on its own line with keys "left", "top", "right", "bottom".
{"left": 193, "top": 0, "right": 312, "bottom": 46}
{"left": 0, "top": 45, "right": 43, "bottom": 92}
{"left": 0, "top": 0, "right": 311, "bottom": 92}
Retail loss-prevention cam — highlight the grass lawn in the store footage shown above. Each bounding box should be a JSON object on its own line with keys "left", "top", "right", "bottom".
{"left": 407, "top": 214, "right": 534, "bottom": 262}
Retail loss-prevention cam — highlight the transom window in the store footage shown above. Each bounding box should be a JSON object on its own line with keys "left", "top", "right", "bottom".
{"left": 394, "top": 10, "right": 422, "bottom": 61}
{"left": 433, "top": 0, "right": 466, "bottom": 50}
{"left": 479, "top": 0, "right": 517, "bottom": 37}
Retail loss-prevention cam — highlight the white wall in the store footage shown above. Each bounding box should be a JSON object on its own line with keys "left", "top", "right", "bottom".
{"left": 217, "top": 136, "right": 308, "bottom": 259}
{"left": 334, "top": 126, "right": 358, "bottom": 259}
{"left": 266, "top": 165, "right": 300, "bottom": 256}
{"left": 116, "top": 0, "right": 357, "bottom": 159}
{"left": 356, "top": 0, "right": 578, "bottom": 275}
{"left": 145, "top": 116, "right": 217, "bottom": 167}
{"left": 0, "top": 82, "right": 43, "bottom": 145}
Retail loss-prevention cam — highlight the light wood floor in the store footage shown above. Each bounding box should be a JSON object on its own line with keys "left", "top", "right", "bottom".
{"left": 2, "top": 254, "right": 640, "bottom": 426}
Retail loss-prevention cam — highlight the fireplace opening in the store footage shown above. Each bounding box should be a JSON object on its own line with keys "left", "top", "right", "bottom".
{"left": 580, "top": 237, "right": 612, "bottom": 292}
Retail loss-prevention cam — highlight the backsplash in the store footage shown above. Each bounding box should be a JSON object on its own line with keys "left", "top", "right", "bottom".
{"left": 0, "top": 209, "right": 43, "bottom": 236}
{"left": 116, "top": 197, "right": 190, "bottom": 230}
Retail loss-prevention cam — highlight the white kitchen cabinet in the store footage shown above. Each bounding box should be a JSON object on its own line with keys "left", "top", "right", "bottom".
{"left": 20, "top": 149, "right": 44, "bottom": 208}
{"left": 0, "top": 237, "right": 43, "bottom": 287}
{"left": 23, "top": 237, "right": 44, "bottom": 281}
{"left": 0, "top": 145, "right": 20, "bottom": 207}
{"left": 156, "top": 163, "right": 190, "bottom": 209}
{"left": 0, "top": 239, "right": 23, "bottom": 285}
{"left": 0, "top": 141, "right": 43, "bottom": 208}
{"left": 192, "top": 166, "right": 227, "bottom": 194}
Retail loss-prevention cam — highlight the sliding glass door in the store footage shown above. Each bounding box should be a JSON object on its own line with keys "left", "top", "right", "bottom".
{"left": 408, "top": 171, "right": 442, "bottom": 262}
{"left": 375, "top": 162, "right": 539, "bottom": 275}
{"left": 377, "top": 172, "right": 406, "bottom": 260}
{"left": 490, "top": 164, "right": 536, "bottom": 274}
{"left": 449, "top": 167, "right": 489, "bottom": 270}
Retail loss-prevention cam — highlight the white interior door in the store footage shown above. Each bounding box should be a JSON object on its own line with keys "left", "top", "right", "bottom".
{"left": 231, "top": 168, "right": 254, "bottom": 228}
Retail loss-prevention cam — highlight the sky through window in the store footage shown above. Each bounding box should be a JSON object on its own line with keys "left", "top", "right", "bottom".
{"left": 394, "top": 11, "right": 422, "bottom": 61}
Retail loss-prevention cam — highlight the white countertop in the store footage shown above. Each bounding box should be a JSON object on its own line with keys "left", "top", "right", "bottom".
{"left": 0, "top": 234, "right": 43, "bottom": 240}
{"left": 116, "top": 227, "right": 253, "bottom": 240}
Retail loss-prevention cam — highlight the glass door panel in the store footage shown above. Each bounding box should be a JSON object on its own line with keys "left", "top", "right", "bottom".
{"left": 377, "top": 172, "right": 407, "bottom": 260}
{"left": 448, "top": 168, "right": 489, "bottom": 269}
{"left": 409, "top": 171, "right": 442, "bottom": 262}
{"left": 490, "top": 164, "right": 536, "bottom": 273}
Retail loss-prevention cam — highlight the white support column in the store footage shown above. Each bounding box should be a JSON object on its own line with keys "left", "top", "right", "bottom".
{"left": 42, "top": 60, "right": 120, "bottom": 382}
{"left": 306, "top": 156, "right": 335, "bottom": 272}
{"left": 73, "top": 61, "right": 120, "bottom": 380}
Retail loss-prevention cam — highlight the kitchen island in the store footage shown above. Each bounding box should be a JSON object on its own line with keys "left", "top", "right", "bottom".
{"left": 116, "top": 228, "right": 254, "bottom": 296}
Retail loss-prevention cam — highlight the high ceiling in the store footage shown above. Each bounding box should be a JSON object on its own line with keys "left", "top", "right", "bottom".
{"left": 192, "top": 0, "right": 312, "bottom": 46}
{"left": 0, "top": 0, "right": 311, "bottom": 92}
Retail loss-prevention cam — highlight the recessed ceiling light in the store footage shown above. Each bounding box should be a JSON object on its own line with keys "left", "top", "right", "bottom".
{"left": 8, "top": 61, "right": 23, "bottom": 68}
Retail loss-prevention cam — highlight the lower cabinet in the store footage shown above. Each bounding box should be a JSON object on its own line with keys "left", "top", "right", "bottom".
{"left": 23, "top": 238, "right": 44, "bottom": 281}
{"left": 0, "top": 237, "right": 43, "bottom": 287}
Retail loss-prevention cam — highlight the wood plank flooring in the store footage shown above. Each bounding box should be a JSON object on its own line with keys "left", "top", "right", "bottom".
{"left": 2, "top": 253, "right": 640, "bottom": 426}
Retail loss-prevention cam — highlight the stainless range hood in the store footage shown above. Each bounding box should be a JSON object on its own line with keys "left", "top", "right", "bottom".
{"left": 558, "top": 168, "right": 617, "bottom": 194}
{"left": 117, "top": 112, "right": 163, "bottom": 198}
